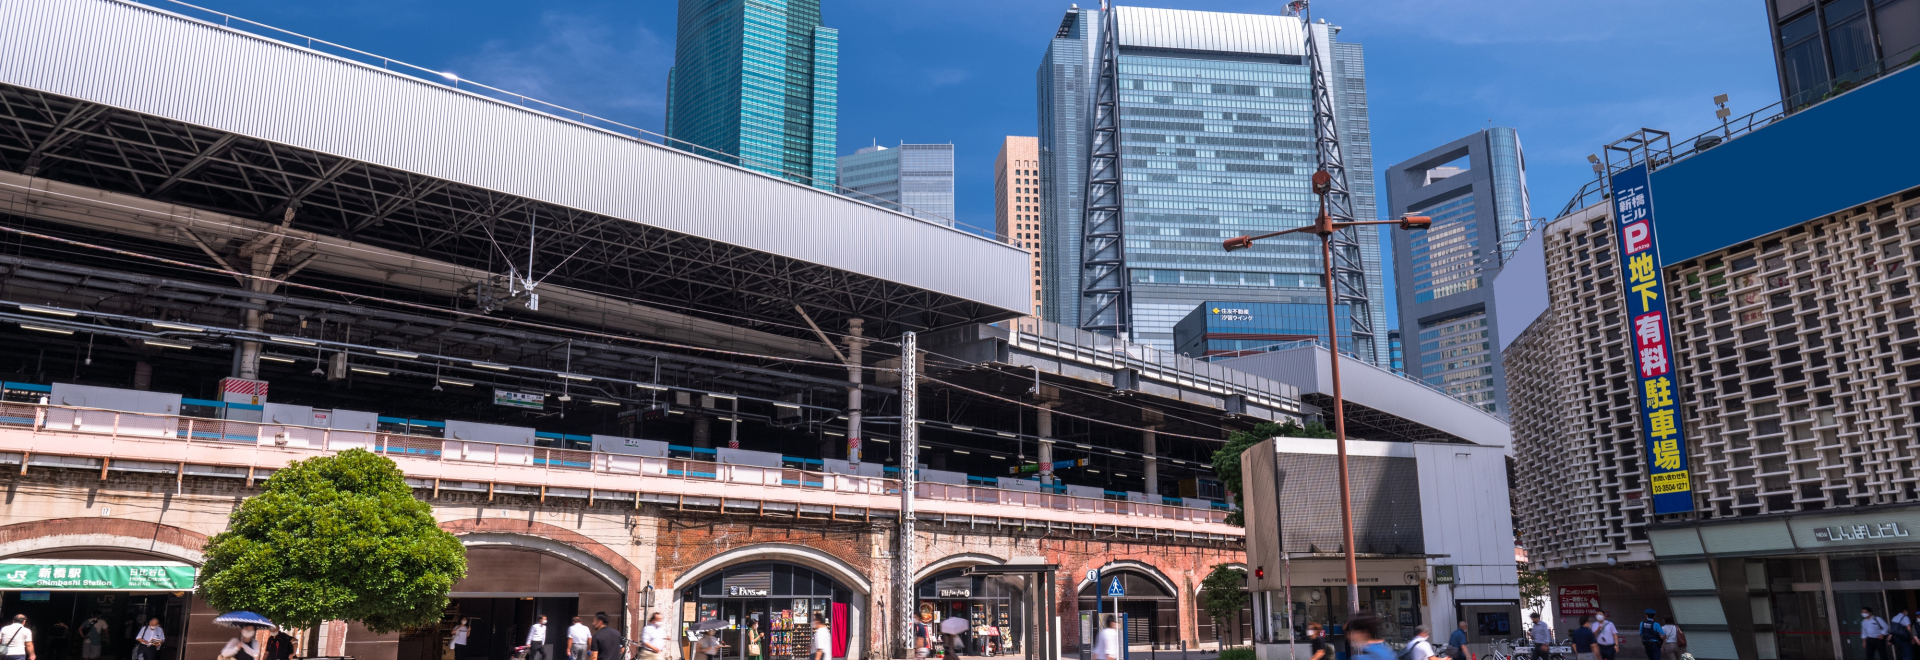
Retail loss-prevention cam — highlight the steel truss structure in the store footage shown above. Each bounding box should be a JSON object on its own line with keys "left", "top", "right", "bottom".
{"left": 1077, "top": 5, "right": 1131, "bottom": 339}
{"left": 1298, "top": 4, "right": 1377, "bottom": 364}
{"left": 0, "top": 84, "right": 1009, "bottom": 343}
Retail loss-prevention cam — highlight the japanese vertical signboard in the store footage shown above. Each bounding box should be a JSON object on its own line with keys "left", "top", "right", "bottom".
{"left": 1610, "top": 163, "right": 1695, "bottom": 515}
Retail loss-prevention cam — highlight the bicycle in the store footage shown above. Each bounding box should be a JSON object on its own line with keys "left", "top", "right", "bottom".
{"left": 1481, "top": 638, "right": 1574, "bottom": 660}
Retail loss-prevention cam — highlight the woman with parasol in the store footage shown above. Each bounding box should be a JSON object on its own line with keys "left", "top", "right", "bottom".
{"left": 212, "top": 613, "right": 274, "bottom": 660}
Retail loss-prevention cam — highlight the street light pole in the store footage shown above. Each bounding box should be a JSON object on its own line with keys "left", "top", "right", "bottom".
{"left": 1224, "top": 170, "right": 1430, "bottom": 621}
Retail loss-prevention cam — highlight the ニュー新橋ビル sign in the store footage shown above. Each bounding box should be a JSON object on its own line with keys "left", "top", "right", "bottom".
{"left": 1611, "top": 163, "right": 1694, "bottom": 515}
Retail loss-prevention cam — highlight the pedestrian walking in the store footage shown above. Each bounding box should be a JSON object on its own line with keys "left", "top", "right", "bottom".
{"left": 1447, "top": 621, "right": 1469, "bottom": 660}
{"left": 746, "top": 619, "right": 765, "bottom": 660}
{"left": 1590, "top": 611, "right": 1619, "bottom": 660}
{"left": 809, "top": 615, "right": 830, "bottom": 660}
{"left": 590, "top": 614, "right": 626, "bottom": 660}
{"left": 133, "top": 618, "right": 163, "bottom": 660}
{"left": 1659, "top": 617, "right": 1683, "bottom": 660}
{"left": 264, "top": 628, "right": 296, "bottom": 660}
{"left": 1344, "top": 615, "right": 1395, "bottom": 660}
{"left": 1526, "top": 612, "right": 1552, "bottom": 660}
{"left": 569, "top": 617, "right": 594, "bottom": 660}
{"left": 1090, "top": 617, "right": 1121, "bottom": 660}
{"left": 1867, "top": 607, "right": 1894, "bottom": 660}
{"left": 527, "top": 616, "right": 551, "bottom": 660}
{"left": 1568, "top": 616, "right": 1597, "bottom": 660}
{"left": 1, "top": 615, "right": 35, "bottom": 660}
{"left": 1895, "top": 608, "right": 1916, "bottom": 660}
{"left": 694, "top": 630, "right": 723, "bottom": 660}
{"left": 635, "top": 613, "right": 667, "bottom": 660}
{"left": 1636, "top": 610, "right": 1663, "bottom": 660}
{"left": 1304, "top": 623, "right": 1333, "bottom": 660}
{"left": 451, "top": 618, "right": 472, "bottom": 657}
{"left": 1406, "top": 626, "right": 1436, "bottom": 660}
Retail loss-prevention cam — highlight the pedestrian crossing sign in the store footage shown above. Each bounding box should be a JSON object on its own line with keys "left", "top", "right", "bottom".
{"left": 1106, "top": 577, "right": 1125, "bottom": 598}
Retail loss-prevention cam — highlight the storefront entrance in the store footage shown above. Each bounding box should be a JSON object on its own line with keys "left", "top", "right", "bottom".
{"left": 680, "top": 563, "right": 854, "bottom": 660}
{"left": 916, "top": 569, "right": 1027, "bottom": 657}
{"left": 0, "top": 557, "right": 196, "bottom": 660}
{"left": 394, "top": 546, "right": 628, "bottom": 660}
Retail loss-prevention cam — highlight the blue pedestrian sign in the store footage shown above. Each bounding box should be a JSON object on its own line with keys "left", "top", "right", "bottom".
{"left": 1106, "top": 577, "right": 1126, "bottom": 598}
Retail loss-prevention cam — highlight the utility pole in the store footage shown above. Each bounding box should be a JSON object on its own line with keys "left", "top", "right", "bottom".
{"left": 895, "top": 331, "right": 919, "bottom": 657}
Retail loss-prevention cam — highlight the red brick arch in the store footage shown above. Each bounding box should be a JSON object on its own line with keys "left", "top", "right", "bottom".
{"left": 0, "top": 517, "right": 210, "bottom": 562}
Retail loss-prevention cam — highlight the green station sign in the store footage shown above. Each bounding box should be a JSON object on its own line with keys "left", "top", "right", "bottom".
{"left": 0, "top": 561, "right": 196, "bottom": 591}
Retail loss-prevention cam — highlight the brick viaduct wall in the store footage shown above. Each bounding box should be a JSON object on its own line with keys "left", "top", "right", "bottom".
{"left": 0, "top": 468, "right": 1245, "bottom": 660}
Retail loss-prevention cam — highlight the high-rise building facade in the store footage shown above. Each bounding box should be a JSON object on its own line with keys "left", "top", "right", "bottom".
{"left": 1768, "top": 0, "right": 1919, "bottom": 111}
{"left": 1036, "top": 6, "right": 1099, "bottom": 328}
{"left": 666, "top": 0, "right": 839, "bottom": 190}
{"left": 1385, "top": 128, "right": 1532, "bottom": 413}
{"left": 996, "top": 137, "right": 1043, "bottom": 316}
{"left": 837, "top": 143, "right": 956, "bottom": 225}
{"left": 1042, "top": 6, "right": 1384, "bottom": 358}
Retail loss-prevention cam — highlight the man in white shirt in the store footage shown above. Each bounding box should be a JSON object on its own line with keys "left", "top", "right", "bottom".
{"left": 567, "top": 617, "right": 593, "bottom": 660}
{"left": 1091, "top": 617, "right": 1122, "bottom": 660}
{"left": 1406, "top": 626, "right": 1436, "bottom": 660}
{"left": 638, "top": 613, "right": 667, "bottom": 660}
{"left": 0, "top": 614, "right": 34, "bottom": 660}
{"left": 527, "top": 616, "right": 551, "bottom": 660}
{"left": 134, "top": 618, "right": 164, "bottom": 660}
{"left": 1865, "top": 607, "right": 1893, "bottom": 660}
{"left": 810, "top": 615, "right": 831, "bottom": 660}
{"left": 1591, "top": 611, "right": 1619, "bottom": 660}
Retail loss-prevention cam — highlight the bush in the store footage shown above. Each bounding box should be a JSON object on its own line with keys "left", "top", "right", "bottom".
{"left": 1218, "top": 647, "right": 1256, "bottom": 660}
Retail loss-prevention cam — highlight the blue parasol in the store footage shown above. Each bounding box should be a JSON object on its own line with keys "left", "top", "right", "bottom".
{"left": 212, "top": 611, "right": 278, "bottom": 631}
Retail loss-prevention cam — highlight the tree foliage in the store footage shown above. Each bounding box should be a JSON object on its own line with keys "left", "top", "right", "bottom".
{"left": 198, "top": 449, "right": 467, "bottom": 633}
{"left": 1211, "top": 420, "right": 1333, "bottom": 525}
{"left": 1199, "top": 563, "right": 1249, "bottom": 644}
{"left": 1517, "top": 562, "right": 1551, "bottom": 612}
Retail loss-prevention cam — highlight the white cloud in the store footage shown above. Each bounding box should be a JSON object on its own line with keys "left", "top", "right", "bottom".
{"left": 447, "top": 12, "right": 673, "bottom": 130}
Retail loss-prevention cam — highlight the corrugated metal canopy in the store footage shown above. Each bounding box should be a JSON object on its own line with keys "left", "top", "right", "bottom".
{"left": 0, "top": 0, "right": 1029, "bottom": 338}
{"left": 1113, "top": 6, "right": 1305, "bottom": 57}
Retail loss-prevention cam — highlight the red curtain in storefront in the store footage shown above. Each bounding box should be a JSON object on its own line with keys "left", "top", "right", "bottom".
{"left": 831, "top": 603, "right": 848, "bottom": 658}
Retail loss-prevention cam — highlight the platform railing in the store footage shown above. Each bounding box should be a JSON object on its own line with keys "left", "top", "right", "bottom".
{"left": 0, "top": 401, "right": 1232, "bottom": 526}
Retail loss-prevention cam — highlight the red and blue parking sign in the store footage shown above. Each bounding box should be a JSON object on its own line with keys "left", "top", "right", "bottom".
{"left": 1611, "top": 163, "right": 1694, "bottom": 515}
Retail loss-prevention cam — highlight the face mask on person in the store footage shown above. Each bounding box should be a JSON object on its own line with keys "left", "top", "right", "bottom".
{"left": 1595, "top": 615, "right": 1606, "bottom": 622}
{"left": 1865, "top": 612, "right": 1874, "bottom": 619}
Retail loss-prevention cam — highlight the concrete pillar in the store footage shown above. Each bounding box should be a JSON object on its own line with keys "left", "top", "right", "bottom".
{"left": 237, "top": 206, "right": 299, "bottom": 381}
{"left": 1037, "top": 404, "right": 1055, "bottom": 484}
{"left": 133, "top": 362, "right": 152, "bottom": 391}
{"left": 727, "top": 398, "right": 739, "bottom": 449}
{"left": 846, "top": 319, "right": 865, "bottom": 467}
{"left": 1143, "top": 427, "right": 1158, "bottom": 496}
{"left": 691, "top": 413, "right": 711, "bottom": 448}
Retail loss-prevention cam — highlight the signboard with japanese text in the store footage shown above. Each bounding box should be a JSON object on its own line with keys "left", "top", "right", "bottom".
{"left": 0, "top": 560, "right": 195, "bottom": 591}
{"left": 1556, "top": 584, "right": 1601, "bottom": 617}
{"left": 1611, "top": 163, "right": 1695, "bottom": 515}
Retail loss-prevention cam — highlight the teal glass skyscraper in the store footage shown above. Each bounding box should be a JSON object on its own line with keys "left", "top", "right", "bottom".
{"left": 666, "top": 0, "right": 838, "bottom": 190}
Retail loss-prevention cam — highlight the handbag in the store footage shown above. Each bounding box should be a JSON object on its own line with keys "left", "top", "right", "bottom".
{"left": 512, "top": 646, "right": 531, "bottom": 660}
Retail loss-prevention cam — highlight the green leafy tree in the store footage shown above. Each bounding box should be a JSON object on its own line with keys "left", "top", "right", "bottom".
{"left": 1198, "top": 564, "right": 1249, "bottom": 650}
{"left": 198, "top": 449, "right": 467, "bottom": 633}
{"left": 1517, "top": 562, "right": 1551, "bottom": 612}
{"left": 1212, "top": 420, "right": 1333, "bottom": 525}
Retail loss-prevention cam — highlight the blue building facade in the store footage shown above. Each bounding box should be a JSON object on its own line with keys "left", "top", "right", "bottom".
{"left": 1172, "top": 301, "right": 1351, "bottom": 359}
{"left": 1386, "top": 128, "right": 1532, "bottom": 414}
{"left": 836, "top": 144, "right": 956, "bottom": 225}
{"left": 666, "top": 0, "right": 838, "bottom": 190}
{"left": 1043, "top": 7, "right": 1383, "bottom": 359}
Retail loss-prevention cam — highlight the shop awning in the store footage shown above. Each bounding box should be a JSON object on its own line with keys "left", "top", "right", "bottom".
{"left": 0, "top": 559, "right": 196, "bottom": 591}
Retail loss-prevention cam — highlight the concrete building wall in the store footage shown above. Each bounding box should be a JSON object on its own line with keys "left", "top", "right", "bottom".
{"left": 997, "top": 137, "right": 1044, "bottom": 318}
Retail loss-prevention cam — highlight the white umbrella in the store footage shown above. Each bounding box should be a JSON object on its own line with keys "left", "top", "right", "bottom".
{"left": 939, "top": 617, "right": 969, "bottom": 635}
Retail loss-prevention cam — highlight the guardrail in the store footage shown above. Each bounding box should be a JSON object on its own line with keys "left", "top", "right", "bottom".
{"left": 0, "top": 402, "right": 1232, "bottom": 526}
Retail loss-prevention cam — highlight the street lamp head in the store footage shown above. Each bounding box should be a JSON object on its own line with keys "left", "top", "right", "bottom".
{"left": 1222, "top": 235, "right": 1255, "bottom": 252}
{"left": 1311, "top": 170, "right": 1333, "bottom": 195}
{"left": 1398, "top": 214, "right": 1432, "bottom": 231}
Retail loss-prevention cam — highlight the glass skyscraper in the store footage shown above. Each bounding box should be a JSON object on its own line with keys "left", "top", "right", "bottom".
{"left": 1385, "top": 128, "right": 1532, "bottom": 414}
{"left": 1039, "top": 6, "right": 1385, "bottom": 358}
{"left": 666, "top": 0, "right": 838, "bottom": 190}
{"left": 836, "top": 143, "right": 956, "bottom": 225}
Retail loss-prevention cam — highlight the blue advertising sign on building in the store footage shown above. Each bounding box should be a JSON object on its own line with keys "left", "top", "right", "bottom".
{"left": 1610, "top": 163, "right": 1694, "bottom": 515}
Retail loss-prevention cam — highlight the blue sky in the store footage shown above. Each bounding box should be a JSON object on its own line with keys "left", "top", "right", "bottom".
{"left": 158, "top": 0, "right": 1780, "bottom": 324}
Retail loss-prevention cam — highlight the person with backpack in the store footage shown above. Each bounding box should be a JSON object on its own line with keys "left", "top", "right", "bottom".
{"left": 1401, "top": 625, "right": 1436, "bottom": 660}
{"left": 1637, "top": 610, "right": 1664, "bottom": 660}
{"left": 0, "top": 614, "right": 34, "bottom": 660}
{"left": 1866, "top": 607, "right": 1894, "bottom": 660}
{"left": 1893, "top": 607, "right": 1915, "bottom": 660}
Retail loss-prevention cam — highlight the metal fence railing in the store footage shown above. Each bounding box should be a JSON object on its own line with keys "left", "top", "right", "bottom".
{"left": 1, "top": 401, "right": 1231, "bottom": 525}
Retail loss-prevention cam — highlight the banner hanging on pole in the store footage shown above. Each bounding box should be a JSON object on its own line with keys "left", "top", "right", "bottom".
{"left": 1609, "top": 162, "right": 1695, "bottom": 515}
